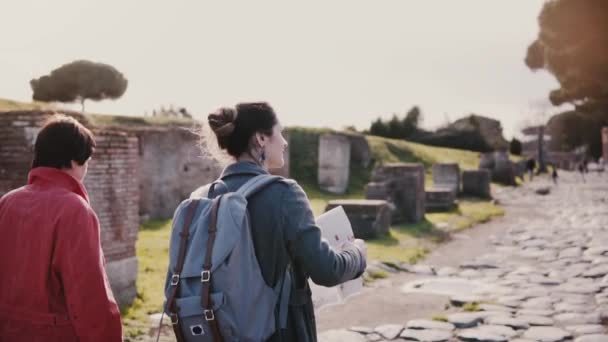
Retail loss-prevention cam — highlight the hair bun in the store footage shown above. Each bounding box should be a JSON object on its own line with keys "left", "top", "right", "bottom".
{"left": 208, "top": 107, "right": 237, "bottom": 138}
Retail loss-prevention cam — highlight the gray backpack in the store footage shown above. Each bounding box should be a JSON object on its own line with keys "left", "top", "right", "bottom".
{"left": 164, "top": 175, "right": 291, "bottom": 342}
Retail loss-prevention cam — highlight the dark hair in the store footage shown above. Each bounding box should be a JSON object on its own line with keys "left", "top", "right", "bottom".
{"left": 32, "top": 114, "right": 96, "bottom": 169}
{"left": 208, "top": 102, "right": 278, "bottom": 158}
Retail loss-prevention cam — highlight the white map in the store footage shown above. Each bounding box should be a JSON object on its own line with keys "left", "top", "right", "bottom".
{"left": 310, "top": 206, "right": 363, "bottom": 311}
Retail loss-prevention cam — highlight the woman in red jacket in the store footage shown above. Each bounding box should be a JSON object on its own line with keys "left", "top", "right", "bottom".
{"left": 0, "top": 115, "right": 122, "bottom": 341}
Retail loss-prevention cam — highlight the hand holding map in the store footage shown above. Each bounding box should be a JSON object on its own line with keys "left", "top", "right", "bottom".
{"left": 310, "top": 206, "right": 364, "bottom": 311}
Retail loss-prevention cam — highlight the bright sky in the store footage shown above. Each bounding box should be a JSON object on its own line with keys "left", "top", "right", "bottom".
{"left": 1, "top": 0, "right": 571, "bottom": 139}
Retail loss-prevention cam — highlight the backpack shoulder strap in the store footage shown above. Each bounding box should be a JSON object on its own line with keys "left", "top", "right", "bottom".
{"left": 165, "top": 199, "right": 200, "bottom": 342}
{"left": 236, "top": 174, "right": 283, "bottom": 198}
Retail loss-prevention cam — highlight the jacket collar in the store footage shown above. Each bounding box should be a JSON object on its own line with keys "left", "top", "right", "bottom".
{"left": 220, "top": 161, "right": 269, "bottom": 179}
{"left": 28, "top": 167, "right": 90, "bottom": 203}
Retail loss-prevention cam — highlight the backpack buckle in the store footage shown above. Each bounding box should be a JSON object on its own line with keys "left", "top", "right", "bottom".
{"left": 204, "top": 309, "right": 215, "bottom": 321}
{"left": 170, "top": 274, "right": 180, "bottom": 286}
{"left": 170, "top": 313, "right": 179, "bottom": 325}
{"left": 201, "top": 270, "right": 211, "bottom": 282}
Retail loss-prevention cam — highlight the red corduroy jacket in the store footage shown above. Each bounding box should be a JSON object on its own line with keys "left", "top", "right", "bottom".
{"left": 0, "top": 167, "right": 122, "bottom": 341}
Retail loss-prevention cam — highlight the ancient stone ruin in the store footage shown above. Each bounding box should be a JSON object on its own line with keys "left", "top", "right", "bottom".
{"left": 345, "top": 133, "right": 372, "bottom": 169}
{"left": 365, "top": 163, "right": 425, "bottom": 223}
{"left": 0, "top": 110, "right": 222, "bottom": 306}
{"left": 432, "top": 163, "right": 461, "bottom": 195}
{"left": 425, "top": 188, "right": 456, "bottom": 212}
{"left": 318, "top": 133, "right": 351, "bottom": 194}
{"left": 462, "top": 169, "right": 491, "bottom": 198}
{"left": 132, "top": 126, "right": 222, "bottom": 220}
{"left": 325, "top": 199, "right": 391, "bottom": 239}
{"left": 479, "top": 151, "right": 516, "bottom": 186}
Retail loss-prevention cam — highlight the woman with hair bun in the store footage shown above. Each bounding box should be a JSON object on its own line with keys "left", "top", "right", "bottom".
{"left": 193, "top": 102, "right": 367, "bottom": 341}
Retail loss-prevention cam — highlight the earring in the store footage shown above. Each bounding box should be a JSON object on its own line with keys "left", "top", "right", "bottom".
{"left": 260, "top": 148, "right": 266, "bottom": 163}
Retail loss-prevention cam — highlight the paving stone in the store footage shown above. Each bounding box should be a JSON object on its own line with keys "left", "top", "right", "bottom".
{"left": 521, "top": 297, "right": 557, "bottom": 309}
{"left": 374, "top": 324, "right": 404, "bottom": 340}
{"left": 516, "top": 315, "right": 554, "bottom": 326}
{"left": 476, "top": 324, "right": 518, "bottom": 338}
{"left": 350, "top": 326, "right": 375, "bottom": 334}
{"left": 522, "top": 327, "right": 573, "bottom": 342}
{"left": 497, "top": 295, "right": 526, "bottom": 308}
{"left": 520, "top": 288, "right": 551, "bottom": 298}
{"left": 380, "top": 261, "right": 406, "bottom": 272}
{"left": 484, "top": 315, "right": 530, "bottom": 329}
{"left": 557, "top": 283, "right": 602, "bottom": 295}
{"left": 553, "top": 312, "right": 601, "bottom": 325}
{"left": 446, "top": 312, "right": 485, "bottom": 328}
{"left": 583, "top": 265, "right": 608, "bottom": 278}
{"left": 528, "top": 275, "right": 562, "bottom": 286}
{"left": 511, "top": 266, "right": 539, "bottom": 275}
{"left": 522, "top": 239, "right": 549, "bottom": 248}
{"left": 584, "top": 247, "right": 608, "bottom": 257}
{"left": 450, "top": 295, "right": 484, "bottom": 307}
{"left": 410, "top": 265, "right": 436, "bottom": 275}
{"left": 574, "top": 335, "right": 608, "bottom": 342}
{"left": 457, "top": 328, "right": 507, "bottom": 342}
{"left": 435, "top": 267, "right": 458, "bottom": 277}
{"left": 565, "top": 325, "right": 606, "bottom": 336}
{"left": 319, "top": 329, "right": 367, "bottom": 342}
{"left": 518, "top": 309, "right": 555, "bottom": 317}
{"left": 478, "top": 304, "right": 513, "bottom": 313}
{"left": 559, "top": 247, "right": 583, "bottom": 259}
{"left": 399, "top": 328, "right": 453, "bottom": 341}
{"left": 405, "top": 319, "right": 455, "bottom": 331}
{"left": 555, "top": 293, "right": 593, "bottom": 305}
{"left": 459, "top": 269, "right": 484, "bottom": 279}
{"left": 554, "top": 302, "right": 592, "bottom": 313}
{"left": 460, "top": 261, "right": 499, "bottom": 270}
{"left": 365, "top": 333, "right": 383, "bottom": 342}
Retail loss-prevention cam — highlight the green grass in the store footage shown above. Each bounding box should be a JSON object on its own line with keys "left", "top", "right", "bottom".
{"left": 288, "top": 128, "right": 484, "bottom": 199}
{"left": 291, "top": 128, "right": 504, "bottom": 264}
{"left": 432, "top": 315, "right": 449, "bottom": 322}
{"left": 89, "top": 113, "right": 195, "bottom": 127}
{"left": 366, "top": 135, "right": 481, "bottom": 171}
{"left": 348, "top": 199, "right": 503, "bottom": 263}
{"left": 0, "top": 98, "right": 56, "bottom": 111}
{"left": 462, "top": 302, "right": 481, "bottom": 312}
{"left": 121, "top": 219, "right": 172, "bottom": 339}
{"left": 0, "top": 98, "right": 192, "bottom": 128}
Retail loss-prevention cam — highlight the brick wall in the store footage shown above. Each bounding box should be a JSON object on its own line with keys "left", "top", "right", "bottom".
{"left": 0, "top": 111, "right": 139, "bottom": 305}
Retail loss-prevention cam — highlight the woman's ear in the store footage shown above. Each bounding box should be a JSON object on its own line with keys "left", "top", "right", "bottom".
{"left": 255, "top": 132, "right": 266, "bottom": 148}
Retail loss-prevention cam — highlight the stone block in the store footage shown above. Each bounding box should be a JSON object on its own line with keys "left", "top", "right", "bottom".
{"left": 318, "top": 134, "right": 351, "bottom": 194}
{"left": 462, "top": 170, "right": 491, "bottom": 198}
{"left": 432, "top": 163, "right": 460, "bottom": 195}
{"left": 366, "top": 163, "right": 425, "bottom": 223}
{"left": 325, "top": 199, "right": 391, "bottom": 239}
{"left": 105, "top": 256, "right": 138, "bottom": 306}
{"left": 425, "top": 187, "right": 456, "bottom": 212}
{"left": 479, "top": 151, "right": 516, "bottom": 186}
{"left": 345, "top": 133, "right": 371, "bottom": 168}
{"left": 137, "top": 127, "right": 222, "bottom": 219}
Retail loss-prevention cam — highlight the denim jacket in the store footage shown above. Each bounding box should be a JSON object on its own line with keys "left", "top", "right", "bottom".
{"left": 196, "top": 161, "right": 366, "bottom": 342}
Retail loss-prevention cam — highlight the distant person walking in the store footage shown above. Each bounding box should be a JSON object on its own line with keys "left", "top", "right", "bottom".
{"left": 578, "top": 162, "right": 586, "bottom": 182}
{"left": 526, "top": 158, "right": 536, "bottom": 181}
{"left": 0, "top": 115, "right": 122, "bottom": 342}
{"left": 552, "top": 166, "right": 559, "bottom": 185}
